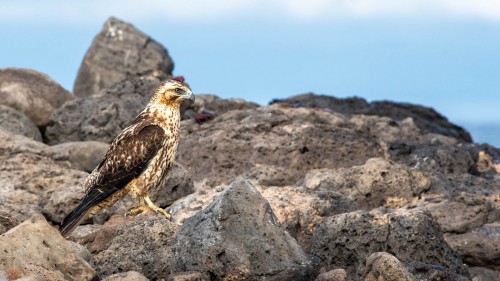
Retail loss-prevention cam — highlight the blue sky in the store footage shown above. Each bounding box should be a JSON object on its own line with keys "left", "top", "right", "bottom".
{"left": 1, "top": 1, "right": 499, "bottom": 145}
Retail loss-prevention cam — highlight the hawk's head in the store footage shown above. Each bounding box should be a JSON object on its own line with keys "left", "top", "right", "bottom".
{"left": 151, "top": 79, "right": 195, "bottom": 107}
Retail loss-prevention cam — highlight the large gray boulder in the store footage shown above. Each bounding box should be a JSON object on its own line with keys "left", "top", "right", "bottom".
{"left": 91, "top": 215, "right": 178, "bottom": 279}
{"left": 0, "top": 104, "right": 42, "bottom": 141}
{"left": 46, "top": 72, "right": 166, "bottom": 144}
{"left": 311, "top": 210, "right": 470, "bottom": 281}
{"left": 172, "top": 177, "right": 318, "bottom": 280}
{"left": 73, "top": 17, "right": 173, "bottom": 98}
{"left": 0, "top": 214, "right": 95, "bottom": 280}
{"left": 0, "top": 68, "right": 73, "bottom": 127}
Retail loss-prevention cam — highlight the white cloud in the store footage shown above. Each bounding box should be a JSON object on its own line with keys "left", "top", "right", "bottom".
{"left": 1, "top": 0, "right": 500, "bottom": 24}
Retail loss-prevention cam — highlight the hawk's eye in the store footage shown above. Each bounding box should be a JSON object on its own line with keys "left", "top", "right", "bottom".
{"left": 175, "top": 88, "right": 184, "bottom": 95}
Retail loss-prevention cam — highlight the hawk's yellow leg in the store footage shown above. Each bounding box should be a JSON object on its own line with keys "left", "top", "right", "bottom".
{"left": 144, "top": 195, "right": 171, "bottom": 220}
{"left": 126, "top": 195, "right": 171, "bottom": 220}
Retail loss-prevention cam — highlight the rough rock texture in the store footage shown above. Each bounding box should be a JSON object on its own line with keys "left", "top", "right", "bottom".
{"left": 261, "top": 187, "right": 358, "bottom": 252}
{"left": 363, "top": 252, "right": 413, "bottom": 281}
{"left": 73, "top": 17, "right": 173, "bottom": 98}
{"left": 178, "top": 106, "right": 384, "bottom": 186}
{"left": 46, "top": 72, "right": 166, "bottom": 144}
{"left": 0, "top": 128, "right": 87, "bottom": 213}
{"left": 0, "top": 199, "right": 42, "bottom": 235}
{"left": 183, "top": 94, "right": 259, "bottom": 120}
{"left": 91, "top": 216, "right": 178, "bottom": 279}
{"left": 0, "top": 68, "right": 73, "bottom": 127}
{"left": 272, "top": 93, "right": 472, "bottom": 142}
{"left": 172, "top": 177, "right": 319, "bottom": 280}
{"left": 405, "top": 262, "right": 470, "bottom": 281}
{"left": 0, "top": 214, "right": 95, "bottom": 280}
{"left": 311, "top": 210, "right": 470, "bottom": 281}
{"left": 304, "top": 158, "right": 431, "bottom": 209}
{"left": 0, "top": 104, "right": 42, "bottom": 141}
{"left": 102, "top": 271, "right": 149, "bottom": 281}
{"left": 314, "top": 269, "right": 347, "bottom": 281}
{"left": 167, "top": 271, "right": 210, "bottom": 281}
{"left": 51, "top": 141, "right": 110, "bottom": 172}
{"left": 469, "top": 267, "right": 500, "bottom": 281}
{"left": 445, "top": 222, "right": 500, "bottom": 268}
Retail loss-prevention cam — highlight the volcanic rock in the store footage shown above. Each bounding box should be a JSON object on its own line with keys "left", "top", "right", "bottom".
{"left": 46, "top": 72, "right": 167, "bottom": 144}
{"left": 91, "top": 216, "right": 178, "bottom": 279}
{"left": 363, "top": 252, "right": 413, "bottom": 281}
{"left": 272, "top": 93, "right": 472, "bottom": 142}
{"left": 0, "top": 104, "right": 42, "bottom": 141}
{"left": 0, "top": 214, "right": 95, "bottom": 281}
{"left": 0, "top": 68, "right": 73, "bottom": 127}
{"left": 171, "top": 177, "right": 318, "bottom": 280}
{"left": 311, "top": 210, "right": 470, "bottom": 280}
{"left": 51, "top": 141, "right": 110, "bottom": 172}
{"left": 304, "top": 158, "right": 430, "bottom": 209}
{"left": 73, "top": 17, "right": 173, "bottom": 98}
{"left": 178, "top": 106, "right": 384, "bottom": 186}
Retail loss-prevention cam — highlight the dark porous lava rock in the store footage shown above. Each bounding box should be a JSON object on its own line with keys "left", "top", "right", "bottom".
{"left": 172, "top": 177, "right": 318, "bottom": 280}
{"left": 0, "top": 68, "right": 73, "bottom": 127}
{"left": 311, "top": 210, "right": 470, "bottom": 281}
{"left": 73, "top": 17, "right": 173, "bottom": 98}
{"left": 46, "top": 72, "right": 167, "bottom": 144}
{"left": 91, "top": 216, "right": 178, "bottom": 280}
{"left": 272, "top": 93, "right": 472, "bottom": 142}
{"left": 178, "top": 106, "right": 384, "bottom": 186}
{"left": 0, "top": 214, "right": 95, "bottom": 281}
{"left": 0, "top": 104, "right": 42, "bottom": 141}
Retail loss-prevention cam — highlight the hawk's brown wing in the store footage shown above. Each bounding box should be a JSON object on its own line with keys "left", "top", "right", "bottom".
{"left": 60, "top": 123, "right": 166, "bottom": 236}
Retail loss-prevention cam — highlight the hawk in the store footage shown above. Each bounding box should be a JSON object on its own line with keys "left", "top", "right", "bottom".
{"left": 59, "top": 79, "right": 194, "bottom": 237}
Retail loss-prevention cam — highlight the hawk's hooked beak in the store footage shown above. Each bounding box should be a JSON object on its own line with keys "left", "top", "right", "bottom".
{"left": 183, "top": 91, "right": 195, "bottom": 104}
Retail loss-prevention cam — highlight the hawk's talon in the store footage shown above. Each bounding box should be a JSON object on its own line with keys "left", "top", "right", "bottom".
{"left": 126, "top": 206, "right": 150, "bottom": 217}
{"left": 144, "top": 195, "right": 171, "bottom": 220}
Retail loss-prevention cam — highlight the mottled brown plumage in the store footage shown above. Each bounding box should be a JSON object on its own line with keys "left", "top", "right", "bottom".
{"left": 59, "top": 79, "right": 194, "bottom": 237}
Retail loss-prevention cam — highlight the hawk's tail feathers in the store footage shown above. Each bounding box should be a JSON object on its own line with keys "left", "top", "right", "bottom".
{"left": 59, "top": 202, "right": 92, "bottom": 238}
{"left": 59, "top": 188, "right": 107, "bottom": 237}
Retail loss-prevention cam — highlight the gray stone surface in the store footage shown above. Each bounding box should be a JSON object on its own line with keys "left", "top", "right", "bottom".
{"left": 311, "top": 210, "right": 470, "bottom": 281}
{"left": 101, "top": 271, "right": 149, "bottom": 281}
{"left": 0, "top": 128, "right": 87, "bottom": 210}
{"left": 304, "top": 158, "right": 430, "bottom": 209}
{"left": 469, "top": 267, "right": 500, "bottom": 281}
{"left": 172, "top": 177, "right": 318, "bottom": 280}
{"left": 314, "top": 269, "right": 347, "bottom": 281}
{"left": 0, "top": 68, "right": 73, "bottom": 126}
{"left": 0, "top": 104, "right": 42, "bottom": 141}
{"left": 445, "top": 222, "right": 500, "bottom": 267}
{"left": 46, "top": 72, "right": 166, "bottom": 144}
{"left": 0, "top": 214, "right": 95, "bottom": 280}
{"left": 51, "top": 141, "right": 110, "bottom": 172}
{"left": 178, "top": 106, "right": 384, "bottom": 186}
{"left": 91, "top": 216, "right": 178, "bottom": 279}
{"left": 363, "top": 252, "right": 413, "bottom": 281}
{"left": 73, "top": 17, "right": 173, "bottom": 98}
{"left": 0, "top": 199, "right": 42, "bottom": 235}
{"left": 272, "top": 93, "right": 472, "bottom": 142}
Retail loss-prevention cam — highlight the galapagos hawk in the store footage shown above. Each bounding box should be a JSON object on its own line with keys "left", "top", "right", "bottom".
{"left": 59, "top": 79, "right": 194, "bottom": 237}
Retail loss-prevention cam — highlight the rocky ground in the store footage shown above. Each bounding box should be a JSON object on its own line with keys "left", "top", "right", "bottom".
{"left": 1, "top": 17, "right": 499, "bottom": 281}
